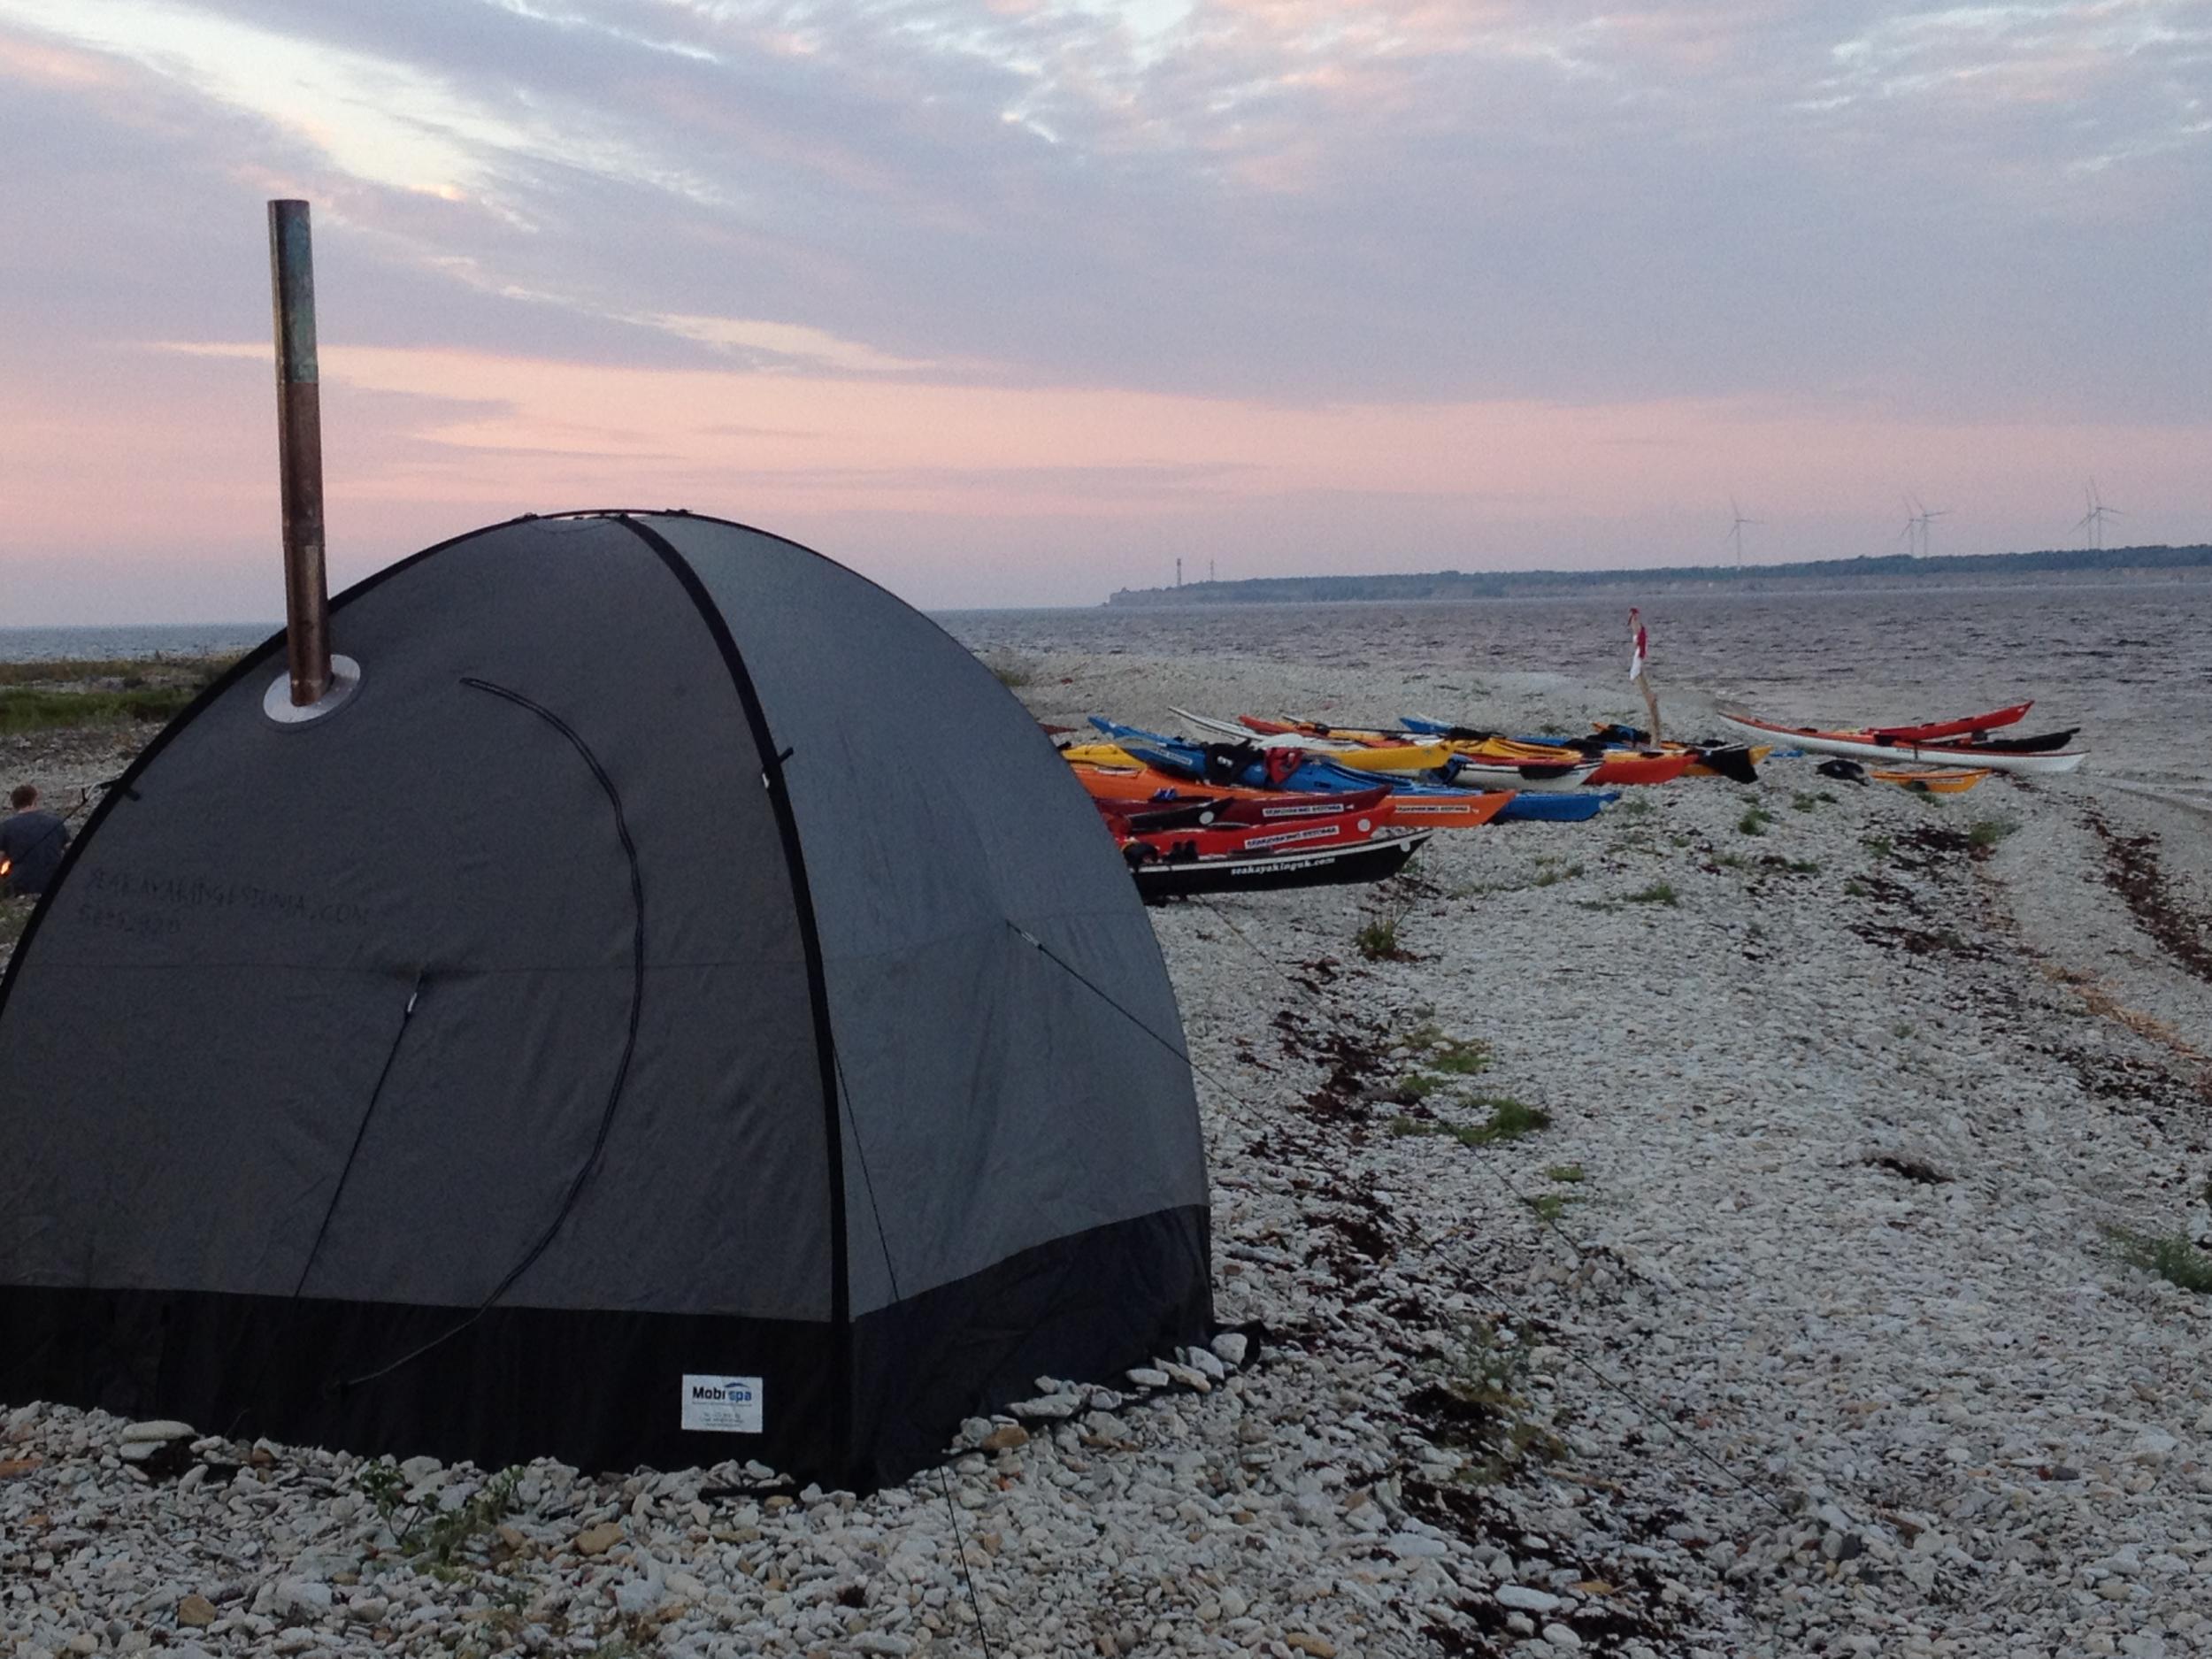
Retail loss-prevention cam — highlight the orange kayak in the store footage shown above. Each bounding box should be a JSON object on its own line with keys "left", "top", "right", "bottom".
{"left": 1588, "top": 750, "right": 1695, "bottom": 787}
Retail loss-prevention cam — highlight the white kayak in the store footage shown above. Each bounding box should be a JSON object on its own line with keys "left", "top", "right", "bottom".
{"left": 1716, "top": 708, "right": 2086, "bottom": 775}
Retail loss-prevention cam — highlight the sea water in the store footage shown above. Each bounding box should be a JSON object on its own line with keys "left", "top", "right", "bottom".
{"left": 0, "top": 623, "right": 272, "bottom": 662}
{"left": 6, "top": 581, "right": 2205, "bottom": 809}
{"left": 941, "top": 577, "right": 2212, "bottom": 810}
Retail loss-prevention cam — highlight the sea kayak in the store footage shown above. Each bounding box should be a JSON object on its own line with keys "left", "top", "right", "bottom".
{"left": 1111, "top": 810, "right": 1393, "bottom": 863}
{"left": 1206, "top": 710, "right": 1600, "bottom": 790}
{"left": 1867, "top": 703, "right": 2032, "bottom": 742}
{"left": 1079, "top": 725, "right": 1516, "bottom": 826}
{"left": 1716, "top": 709, "right": 2085, "bottom": 775}
{"left": 1127, "top": 829, "right": 1434, "bottom": 900}
{"left": 1496, "top": 790, "right": 1617, "bottom": 823}
{"left": 1094, "top": 784, "right": 1395, "bottom": 829}
{"left": 1870, "top": 766, "right": 1994, "bottom": 795}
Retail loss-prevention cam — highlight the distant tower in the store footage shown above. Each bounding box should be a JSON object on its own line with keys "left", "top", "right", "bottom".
{"left": 1175, "top": 557, "right": 1182, "bottom": 588}
{"left": 1209, "top": 558, "right": 1216, "bottom": 582}
{"left": 1726, "top": 497, "right": 1760, "bottom": 567}
{"left": 2074, "top": 480, "right": 2124, "bottom": 549}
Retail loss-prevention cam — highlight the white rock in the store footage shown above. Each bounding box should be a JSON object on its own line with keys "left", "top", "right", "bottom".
{"left": 2134, "top": 1427, "right": 2179, "bottom": 1461}
{"left": 1496, "top": 1585, "right": 1563, "bottom": 1615}
{"left": 1385, "top": 1532, "right": 1449, "bottom": 1558}
{"left": 1210, "top": 1332, "right": 1249, "bottom": 1366}
{"left": 1543, "top": 1624, "right": 1583, "bottom": 1651}
{"left": 119, "top": 1419, "right": 195, "bottom": 1443}
{"left": 1125, "top": 1368, "right": 1171, "bottom": 1389}
{"left": 613, "top": 1576, "right": 662, "bottom": 1617}
{"left": 1009, "top": 1394, "right": 1080, "bottom": 1421}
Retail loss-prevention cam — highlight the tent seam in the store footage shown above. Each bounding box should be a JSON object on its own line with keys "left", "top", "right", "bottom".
{"left": 611, "top": 512, "right": 857, "bottom": 1474}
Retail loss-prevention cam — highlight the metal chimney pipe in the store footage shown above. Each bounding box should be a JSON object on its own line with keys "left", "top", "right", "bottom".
{"left": 268, "top": 199, "right": 331, "bottom": 707}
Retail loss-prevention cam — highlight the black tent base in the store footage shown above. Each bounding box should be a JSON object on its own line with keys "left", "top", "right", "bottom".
{"left": 0, "top": 1206, "right": 1210, "bottom": 1491}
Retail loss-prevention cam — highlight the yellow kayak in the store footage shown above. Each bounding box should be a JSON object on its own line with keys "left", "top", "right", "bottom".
{"left": 1871, "top": 766, "right": 1993, "bottom": 795}
{"left": 1241, "top": 715, "right": 1583, "bottom": 765}
{"left": 1062, "top": 742, "right": 1149, "bottom": 769}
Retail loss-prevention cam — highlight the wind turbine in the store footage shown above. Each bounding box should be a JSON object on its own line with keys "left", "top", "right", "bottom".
{"left": 1899, "top": 493, "right": 1950, "bottom": 557}
{"left": 1916, "top": 499, "right": 1951, "bottom": 557}
{"left": 1726, "top": 497, "right": 1761, "bottom": 566}
{"left": 2073, "top": 479, "right": 2124, "bottom": 549}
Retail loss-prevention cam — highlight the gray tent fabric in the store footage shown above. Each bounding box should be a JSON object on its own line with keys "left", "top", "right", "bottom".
{"left": 0, "top": 511, "right": 1211, "bottom": 1485}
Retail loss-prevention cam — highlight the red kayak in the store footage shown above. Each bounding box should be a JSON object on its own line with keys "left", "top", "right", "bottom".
{"left": 1114, "top": 808, "right": 1394, "bottom": 864}
{"left": 1096, "top": 785, "right": 1394, "bottom": 832}
{"left": 1867, "top": 702, "right": 2031, "bottom": 742}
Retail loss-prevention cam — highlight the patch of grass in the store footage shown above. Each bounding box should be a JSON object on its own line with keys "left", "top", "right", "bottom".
{"left": 2110, "top": 1228, "right": 2212, "bottom": 1294}
{"left": 0, "top": 687, "right": 199, "bottom": 733}
{"left": 1463, "top": 1096, "right": 1550, "bottom": 1143}
{"left": 0, "top": 655, "right": 234, "bottom": 688}
{"left": 1784, "top": 858, "right": 1821, "bottom": 875}
{"left": 1968, "top": 818, "right": 2017, "bottom": 849}
{"left": 356, "top": 1463, "right": 524, "bottom": 1570}
{"left": 1398, "top": 1072, "right": 1448, "bottom": 1101}
{"left": 1625, "top": 881, "right": 1678, "bottom": 905}
{"left": 1790, "top": 792, "right": 1823, "bottom": 812}
{"left": 1844, "top": 877, "right": 1869, "bottom": 896}
{"left": 1402, "top": 1023, "right": 1492, "bottom": 1074}
{"left": 1545, "top": 1164, "right": 1586, "bottom": 1183}
{"left": 1739, "top": 805, "right": 1775, "bottom": 837}
{"left": 1389, "top": 1098, "right": 1550, "bottom": 1148}
{"left": 1356, "top": 916, "right": 1411, "bottom": 961}
{"left": 411, "top": 1469, "right": 522, "bottom": 1569}
{"left": 1570, "top": 898, "right": 1620, "bottom": 913}
{"left": 356, "top": 1459, "right": 408, "bottom": 1521}
{"left": 1531, "top": 861, "right": 1585, "bottom": 888}
{"left": 1613, "top": 794, "right": 1655, "bottom": 819}
{"left": 1525, "top": 1193, "right": 1570, "bottom": 1223}
{"left": 1891, "top": 1021, "right": 1915, "bottom": 1039}
{"left": 1419, "top": 1321, "right": 1565, "bottom": 1483}
{"left": 1861, "top": 834, "right": 1894, "bottom": 863}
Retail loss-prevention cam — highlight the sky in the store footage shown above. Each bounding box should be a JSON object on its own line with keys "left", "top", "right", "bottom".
{"left": 2, "top": 0, "right": 2208, "bottom": 619}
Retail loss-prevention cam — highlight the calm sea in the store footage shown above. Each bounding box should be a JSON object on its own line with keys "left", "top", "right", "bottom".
{"left": 7, "top": 581, "right": 2204, "bottom": 808}
{"left": 0, "top": 624, "right": 273, "bottom": 662}
{"left": 940, "top": 578, "right": 2212, "bottom": 810}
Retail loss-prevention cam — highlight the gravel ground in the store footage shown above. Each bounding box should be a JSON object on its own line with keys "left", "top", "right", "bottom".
{"left": 7, "top": 656, "right": 2212, "bottom": 1659}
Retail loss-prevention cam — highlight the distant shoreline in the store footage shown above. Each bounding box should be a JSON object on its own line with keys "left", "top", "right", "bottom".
{"left": 1106, "top": 543, "right": 2212, "bottom": 607}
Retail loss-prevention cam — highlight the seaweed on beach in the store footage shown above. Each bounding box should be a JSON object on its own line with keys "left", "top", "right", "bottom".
{"left": 2086, "top": 809, "right": 2212, "bottom": 987}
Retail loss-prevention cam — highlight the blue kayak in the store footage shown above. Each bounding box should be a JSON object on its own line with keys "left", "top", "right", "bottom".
{"left": 1496, "top": 790, "right": 1615, "bottom": 823}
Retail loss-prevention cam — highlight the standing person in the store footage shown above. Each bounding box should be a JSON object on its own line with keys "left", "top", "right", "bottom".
{"left": 1, "top": 784, "right": 70, "bottom": 898}
{"left": 1628, "top": 608, "right": 1662, "bottom": 745}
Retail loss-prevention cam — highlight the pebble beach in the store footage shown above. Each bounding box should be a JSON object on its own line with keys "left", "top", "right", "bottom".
{"left": 7, "top": 637, "right": 2212, "bottom": 1659}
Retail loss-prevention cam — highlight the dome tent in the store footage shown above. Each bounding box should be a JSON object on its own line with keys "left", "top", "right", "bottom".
{"left": 0, "top": 511, "right": 1211, "bottom": 1487}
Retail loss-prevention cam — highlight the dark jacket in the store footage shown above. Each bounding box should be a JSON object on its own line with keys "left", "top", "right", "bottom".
{"left": 0, "top": 809, "right": 69, "bottom": 896}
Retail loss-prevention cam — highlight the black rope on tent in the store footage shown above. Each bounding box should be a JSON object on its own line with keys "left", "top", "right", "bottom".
{"left": 1002, "top": 920, "right": 1203, "bottom": 1075}
{"left": 830, "top": 1049, "right": 1000, "bottom": 1659}
{"left": 292, "top": 968, "right": 426, "bottom": 1299}
{"left": 335, "top": 678, "right": 647, "bottom": 1392}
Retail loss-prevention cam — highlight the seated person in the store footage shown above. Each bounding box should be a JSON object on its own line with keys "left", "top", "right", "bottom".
{"left": 1, "top": 784, "right": 70, "bottom": 898}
